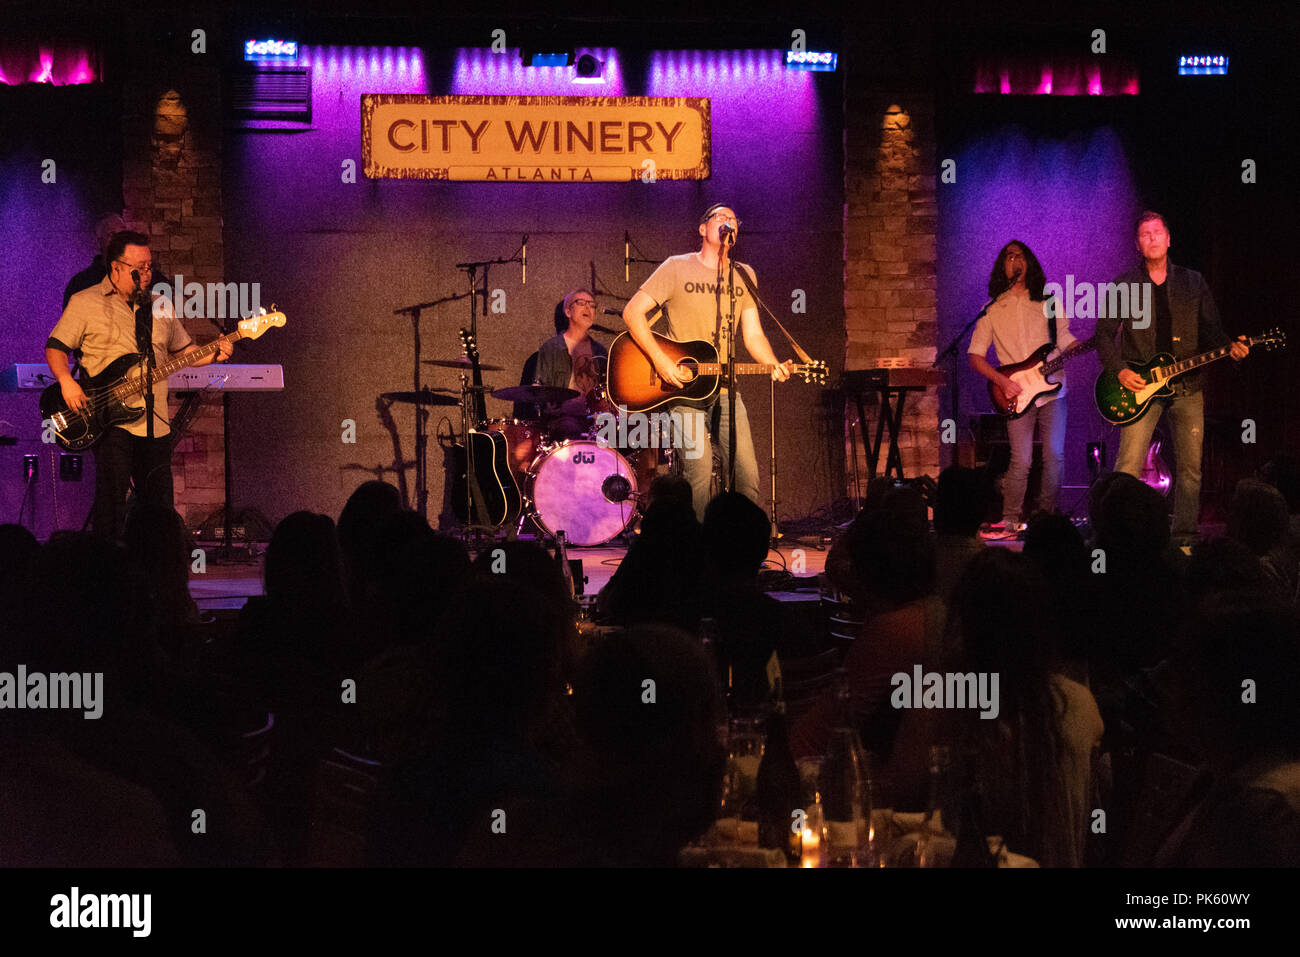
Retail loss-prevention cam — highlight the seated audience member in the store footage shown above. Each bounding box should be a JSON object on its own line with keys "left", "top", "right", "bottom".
{"left": 337, "top": 479, "right": 404, "bottom": 608}
{"left": 792, "top": 487, "right": 943, "bottom": 770}
{"left": 1021, "top": 512, "right": 1093, "bottom": 681}
{"left": 597, "top": 491, "right": 704, "bottom": 632}
{"left": 122, "top": 503, "right": 201, "bottom": 657}
{"left": 1155, "top": 592, "right": 1300, "bottom": 867}
{"left": 940, "top": 549, "right": 1103, "bottom": 867}
{"left": 825, "top": 476, "right": 899, "bottom": 604}
{"left": 1227, "top": 478, "right": 1297, "bottom": 601}
{"left": 701, "top": 492, "right": 790, "bottom": 709}
{"left": 1259, "top": 452, "right": 1300, "bottom": 544}
{"left": 932, "top": 466, "right": 990, "bottom": 602}
{"left": 369, "top": 576, "right": 570, "bottom": 866}
{"left": 457, "top": 624, "right": 725, "bottom": 866}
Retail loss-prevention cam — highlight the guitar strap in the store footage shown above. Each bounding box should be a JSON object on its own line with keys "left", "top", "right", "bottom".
{"left": 1045, "top": 295, "right": 1058, "bottom": 349}
{"left": 731, "top": 264, "right": 815, "bottom": 364}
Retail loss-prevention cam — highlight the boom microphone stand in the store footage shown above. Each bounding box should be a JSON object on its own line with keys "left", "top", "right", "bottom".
{"left": 392, "top": 291, "right": 469, "bottom": 520}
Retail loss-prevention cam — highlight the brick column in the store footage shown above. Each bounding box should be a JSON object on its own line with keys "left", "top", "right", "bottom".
{"left": 121, "top": 54, "right": 226, "bottom": 529}
{"left": 843, "top": 47, "right": 940, "bottom": 495}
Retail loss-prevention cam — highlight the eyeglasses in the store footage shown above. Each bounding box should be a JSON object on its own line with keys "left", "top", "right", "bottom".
{"left": 115, "top": 260, "right": 154, "bottom": 273}
{"left": 708, "top": 213, "right": 741, "bottom": 227}
{"left": 570, "top": 299, "right": 596, "bottom": 308}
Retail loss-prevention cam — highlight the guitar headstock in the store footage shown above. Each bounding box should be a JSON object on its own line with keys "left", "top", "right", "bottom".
{"left": 1255, "top": 327, "right": 1287, "bottom": 352}
{"left": 459, "top": 328, "right": 479, "bottom": 362}
{"left": 236, "top": 307, "right": 286, "bottom": 341}
{"left": 797, "top": 359, "right": 829, "bottom": 386}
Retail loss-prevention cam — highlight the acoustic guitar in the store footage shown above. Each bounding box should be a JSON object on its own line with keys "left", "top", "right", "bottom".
{"left": 606, "top": 331, "right": 826, "bottom": 413}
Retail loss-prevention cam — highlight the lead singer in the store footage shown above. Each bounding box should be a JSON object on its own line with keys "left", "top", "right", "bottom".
{"left": 623, "top": 204, "right": 792, "bottom": 520}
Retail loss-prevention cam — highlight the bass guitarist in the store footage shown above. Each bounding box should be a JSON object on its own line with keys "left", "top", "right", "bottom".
{"left": 1094, "top": 212, "right": 1248, "bottom": 545}
{"left": 46, "top": 230, "right": 232, "bottom": 539}
{"left": 968, "top": 240, "right": 1076, "bottom": 530}
{"left": 622, "top": 203, "right": 792, "bottom": 520}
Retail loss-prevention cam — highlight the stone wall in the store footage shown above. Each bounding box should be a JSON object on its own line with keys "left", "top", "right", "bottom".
{"left": 120, "top": 49, "right": 226, "bottom": 529}
{"left": 842, "top": 35, "right": 940, "bottom": 496}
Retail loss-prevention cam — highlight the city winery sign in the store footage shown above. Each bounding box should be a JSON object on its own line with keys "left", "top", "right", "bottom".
{"left": 361, "top": 94, "right": 710, "bottom": 181}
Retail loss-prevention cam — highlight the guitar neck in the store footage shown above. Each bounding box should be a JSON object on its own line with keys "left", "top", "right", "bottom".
{"left": 696, "top": 362, "right": 789, "bottom": 376}
{"left": 1155, "top": 337, "right": 1260, "bottom": 380}
{"left": 142, "top": 330, "right": 243, "bottom": 388}
{"left": 1040, "top": 338, "right": 1096, "bottom": 375}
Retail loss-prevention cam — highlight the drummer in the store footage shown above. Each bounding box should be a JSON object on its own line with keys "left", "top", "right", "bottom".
{"left": 522, "top": 289, "right": 609, "bottom": 439}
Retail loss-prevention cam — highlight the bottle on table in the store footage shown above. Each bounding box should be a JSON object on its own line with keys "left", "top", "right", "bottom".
{"left": 756, "top": 680, "right": 803, "bottom": 866}
{"left": 819, "top": 669, "right": 866, "bottom": 867}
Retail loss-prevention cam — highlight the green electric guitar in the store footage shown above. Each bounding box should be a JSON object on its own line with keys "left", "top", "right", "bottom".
{"left": 1095, "top": 328, "right": 1285, "bottom": 425}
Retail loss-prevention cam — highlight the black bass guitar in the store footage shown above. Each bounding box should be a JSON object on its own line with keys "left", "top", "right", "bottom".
{"left": 1094, "top": 328, "right": 1285, "bottom": 425}
{"left": 450, "top": 329, "right": 522, "bottom": 527}
{"left": 40, "top": 310, "right": 286, "bottom": 451}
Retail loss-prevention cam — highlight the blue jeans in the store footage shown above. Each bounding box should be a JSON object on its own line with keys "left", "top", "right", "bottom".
{"left": 1002, "top": 395, "right": 1067, "bottom": 523}
{"left": 674, "top": 392, "right": 760, "bottom": 521}
{"left": 1115, "top": 389, "right": 1203, "bottom": 540}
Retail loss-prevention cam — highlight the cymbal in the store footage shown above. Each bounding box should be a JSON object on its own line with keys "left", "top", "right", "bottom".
{"left": 491, "top": 384, "right": 580, "bottom": 405}
{"left": 423, "top": 358, "right": 506, "bottom": 372}
{"left": 380, "top": 390, "right": 460, "bottom": 406}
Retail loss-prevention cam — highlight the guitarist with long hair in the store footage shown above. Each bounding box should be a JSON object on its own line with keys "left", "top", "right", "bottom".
{"left": 45, "top": 230, "right": 232, "bottom": 538}
{"left": 622, "top": 203, "right": 792, "bottom": 520}
{"left": 968, "top": 240, "right": 1078, "bottom": 531}
{"left": 1094, "top": 212, "right": 1248, "bottom": 545}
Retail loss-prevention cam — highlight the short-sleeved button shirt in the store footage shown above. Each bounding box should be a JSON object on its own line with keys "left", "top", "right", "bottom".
{"left": 49, "top": 276, "right": 192, "bottom": 437}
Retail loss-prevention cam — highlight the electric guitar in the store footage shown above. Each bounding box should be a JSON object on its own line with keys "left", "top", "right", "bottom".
{"left": 606, "top": 331, "right": 827, "bottom": 413}
{"left": 449, "top": 329, "right": 522, "bottom": 527}
{"left": 989, "top": 338, "right": 1097, "bottom": 418}
{"left": 1094, "top": 328, "right": 1286, "bottom": 425}
{"left": 40, "top": 309, "right": 286, "bottom": 451}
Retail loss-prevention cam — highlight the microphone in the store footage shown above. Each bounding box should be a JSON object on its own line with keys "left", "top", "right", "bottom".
{"left": 602, "top": 308, "right": 623, "bottom": 317}
{"left": 624, "top": 230, "right": 630, "bottom": 282}
{"left": 718, "top": 223, "right": 734, "bottom": 242}
{"left": 590, "top": 322, "right": 618, "bottom": 334}
{"left": 521, "top": 234, "right": 527, "bottom": 285}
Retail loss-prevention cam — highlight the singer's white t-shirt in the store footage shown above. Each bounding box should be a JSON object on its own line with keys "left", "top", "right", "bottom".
{"left": 638, "top": 253, "right": 757, "bottom": 346}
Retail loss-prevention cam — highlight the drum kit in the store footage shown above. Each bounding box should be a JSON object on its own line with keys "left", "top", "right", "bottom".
{"left": 391, "top": 362, "right": 672, "bottom": 545}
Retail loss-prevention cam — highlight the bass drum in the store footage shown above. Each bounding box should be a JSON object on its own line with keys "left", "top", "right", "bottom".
{"left": 528, "top": 439, "right": 638, "bottom": 546}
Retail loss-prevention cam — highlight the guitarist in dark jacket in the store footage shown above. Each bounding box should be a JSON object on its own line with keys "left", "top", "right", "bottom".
{"left": 45, "top": 230, "right": 231, "bottom": 538}
{"left": 1094, "top": 212, "right": 1248, "bottom": 544}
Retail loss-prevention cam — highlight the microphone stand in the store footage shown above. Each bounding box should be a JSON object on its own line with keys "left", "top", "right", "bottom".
{"left": 454, "top": 241, "right": 524, "bottom": 540}
{"left": 724, "top": 239, "right": 738, "bottom": 494}
{"left": 935, "top": 296, "right": 996, "bottom": 469}
{"left": 133, "top": 273, "right": 155, "bottom": 442}
{"left": 392, "top": 291, "right": 470, "bottom": 521}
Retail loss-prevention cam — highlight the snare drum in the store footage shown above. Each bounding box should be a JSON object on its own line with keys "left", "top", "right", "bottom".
{"left": 528, "top": 439, "right": 638, "bottom": 546}
{"left": 485, "top": 418, "right": 544, "bottom": 482}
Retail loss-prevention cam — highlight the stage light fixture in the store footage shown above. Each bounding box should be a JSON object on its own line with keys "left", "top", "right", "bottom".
{"left": 572, "top": 53, "right": 606, "bottom": 84}
{"left": 785, "top": 50, "right": 837, "bottom": 71}
{"left": 1178, "top": 55, "right": 1228, "bottom": 75}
